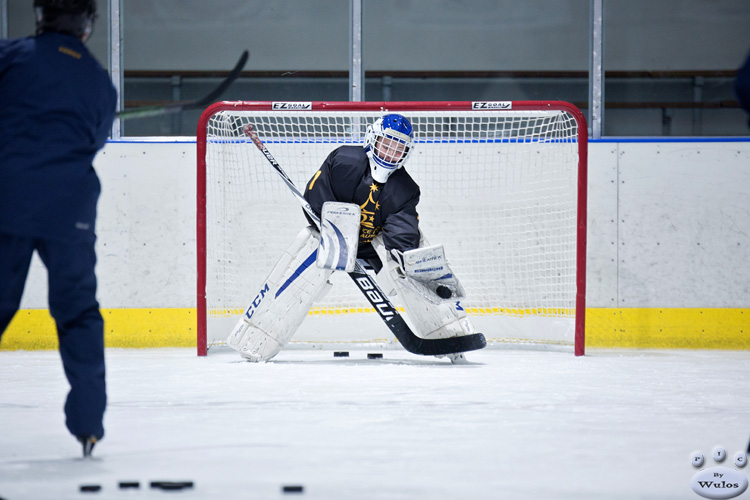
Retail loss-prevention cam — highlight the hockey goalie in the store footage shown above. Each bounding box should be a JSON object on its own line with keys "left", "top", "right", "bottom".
{"left": 227, "top": 114, "right": 481, "bottom": 362}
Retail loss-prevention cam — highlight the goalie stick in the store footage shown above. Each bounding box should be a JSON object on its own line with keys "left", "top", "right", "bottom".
{"left": 116, "top": 50, "right": 249, "bottom": 121}
{"left": 242, "top": 124, "right": 487, "bottom": 356}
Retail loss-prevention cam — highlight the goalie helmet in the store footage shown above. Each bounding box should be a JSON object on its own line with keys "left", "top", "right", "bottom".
{"left": 364, "top": 113, "right": 415, "bottom": 183}
{"left": 34, "top": 0, "right": 97, "bottom": 40}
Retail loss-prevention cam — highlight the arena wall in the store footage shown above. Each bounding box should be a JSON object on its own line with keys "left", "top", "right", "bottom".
{"left": 4, "top": 139, "right": 749, "bottom": 351}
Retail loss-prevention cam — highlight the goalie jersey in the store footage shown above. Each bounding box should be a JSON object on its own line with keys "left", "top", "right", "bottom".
{"left": 303, "top": 145, "right": 421, "bottom": 260}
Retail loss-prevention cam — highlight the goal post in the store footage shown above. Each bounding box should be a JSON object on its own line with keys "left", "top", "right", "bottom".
{"left": 197, "top": 101, "right": 588, "bottom": 356}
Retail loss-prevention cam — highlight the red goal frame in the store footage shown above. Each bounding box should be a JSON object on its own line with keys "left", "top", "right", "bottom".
{"left": 196, "top": 101, "right": 588, "bottom": 356}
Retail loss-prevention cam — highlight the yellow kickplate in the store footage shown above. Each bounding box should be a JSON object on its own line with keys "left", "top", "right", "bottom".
{"left": 0, "top": 308, "right": 196, "bottom": 350}
{"left": 2, "top": 307, "right": 747, "bottom": 351}
{"left": 586, "top": 308, "right": 749, "bottom": 350}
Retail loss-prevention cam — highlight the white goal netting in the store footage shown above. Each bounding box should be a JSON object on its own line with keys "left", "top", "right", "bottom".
{"left": 197, "top": 102, "right": 587, "bottom": 355}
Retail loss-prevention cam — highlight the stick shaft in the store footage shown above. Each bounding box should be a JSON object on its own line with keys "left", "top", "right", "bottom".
{"left": 117, "top": 50, "right": 249, "bottom": 121}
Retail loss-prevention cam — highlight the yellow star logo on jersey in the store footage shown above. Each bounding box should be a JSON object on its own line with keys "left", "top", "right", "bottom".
{"left": 375, "top": 201, "right": 380, "bottom": 210}
{"left": 369, "top": 215, "right": 374, "bottom": 222}
{"left": 369, "top": 183, "right": 378, "bottom": 192}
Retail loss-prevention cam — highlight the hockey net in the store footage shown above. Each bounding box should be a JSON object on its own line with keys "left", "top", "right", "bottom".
{"left": 197, "top": 101, "right": 587, "bottom": 356}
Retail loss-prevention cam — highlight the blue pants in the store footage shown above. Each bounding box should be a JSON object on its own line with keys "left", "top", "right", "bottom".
{"left": 0, "top": 232, "right": 106, "bottom": 439}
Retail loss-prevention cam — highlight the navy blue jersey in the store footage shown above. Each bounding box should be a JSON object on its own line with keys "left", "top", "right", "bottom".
{"left": 303, "top": 145, "right": 421, "bottom": 259}
{"left": 737, "top": 49, "right": 750, "bottom": 118}
{"left": 0, "top": 32, "right": 117, "bottom": 241}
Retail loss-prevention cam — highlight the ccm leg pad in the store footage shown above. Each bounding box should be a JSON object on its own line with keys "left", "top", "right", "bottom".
{"left": 227, "top": 227, "right": 333, "bottom": 361}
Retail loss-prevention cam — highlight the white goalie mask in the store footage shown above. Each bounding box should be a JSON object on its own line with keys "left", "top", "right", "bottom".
{"left": 363, "top": 114, "right": 415, "bottom": 183}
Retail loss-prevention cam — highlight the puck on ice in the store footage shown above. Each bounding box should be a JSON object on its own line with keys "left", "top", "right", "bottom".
{"left": 79, "top": 484, "right": 101, "bottom": 492}
{"left": 333, "top": 351, "right": 349, "bottom": 357}
{"left": 282, "top": 485, "right": 304, "bottom": 493}
{"left": 367, "top": 353, "right": 383, "bottom": 359}
{"left": 150, "top": 481, "right": 194, "bottom": 490}
{"left": 118, "top": 481, "right": 140, "bottom": 489}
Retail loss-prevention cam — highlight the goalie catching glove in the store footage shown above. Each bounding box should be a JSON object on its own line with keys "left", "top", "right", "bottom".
{"left": 389, "top": 244, "right": 466, "bottom": 305}
{"left": 373, "top": 235, "right": 476, "bottom": 342}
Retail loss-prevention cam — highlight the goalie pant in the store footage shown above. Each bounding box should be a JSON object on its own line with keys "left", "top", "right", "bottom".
{"left": 227, "top": 229, "right": 477, "bottom": 362}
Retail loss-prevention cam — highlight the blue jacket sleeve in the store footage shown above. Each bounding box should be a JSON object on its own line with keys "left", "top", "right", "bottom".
{"left": 736, "top": 49, "right": 750, "bottom": 116}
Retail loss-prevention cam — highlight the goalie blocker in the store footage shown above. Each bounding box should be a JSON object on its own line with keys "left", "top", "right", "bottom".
{"left": 228, "top": 218, "right": 479, "bottom": 362}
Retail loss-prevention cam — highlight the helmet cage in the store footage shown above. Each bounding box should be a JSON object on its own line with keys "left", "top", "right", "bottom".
{"left": 364, "top": 114, "right": 415, "bottom": 183}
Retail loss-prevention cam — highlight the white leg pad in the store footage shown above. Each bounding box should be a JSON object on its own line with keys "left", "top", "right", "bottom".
{"left": 373, "top": 234, "right": 476, "bottom": 340}
{"left": 227, "top": 227, "right": 333, "bottom": 361}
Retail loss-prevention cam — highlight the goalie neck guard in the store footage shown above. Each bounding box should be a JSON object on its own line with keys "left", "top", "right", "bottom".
{"left": 34, "top": 0, "right": 97, "bottom": 40}
{"left": 364, "top": 114, "right": 415, "bottom": 183}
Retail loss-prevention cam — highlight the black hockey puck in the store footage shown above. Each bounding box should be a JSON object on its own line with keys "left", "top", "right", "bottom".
{"left": 436, "top": 285, "right": 452, "bottom": 299}
{"left": 367, "top": 353, "right": 383, "bottom": 359}
{"left": 282, "top": 485, "right": 304, "bottom": 493}
{"left": 333, "top": 351, "right": 349, "bottom": 357}
{"left": 79, "top": 484, "right": 101, "bottom": 492}
{"left": 150, "top": 481, "right": 194, "bottom": 490}
{"left": 118, "top": 481, "right": 140, "bottom": 489}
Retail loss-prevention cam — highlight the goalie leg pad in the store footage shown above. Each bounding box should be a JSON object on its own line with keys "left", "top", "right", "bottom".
{"left": 227, "top": 227, "right": 333, "bottom": 361}
{"left": 372, "top": 235, "right": 476, "bottom": 341}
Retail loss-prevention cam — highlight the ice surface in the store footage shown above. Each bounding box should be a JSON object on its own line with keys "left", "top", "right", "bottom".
{"left": 1, "top": 347, "right": 749, "bottom": 499}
